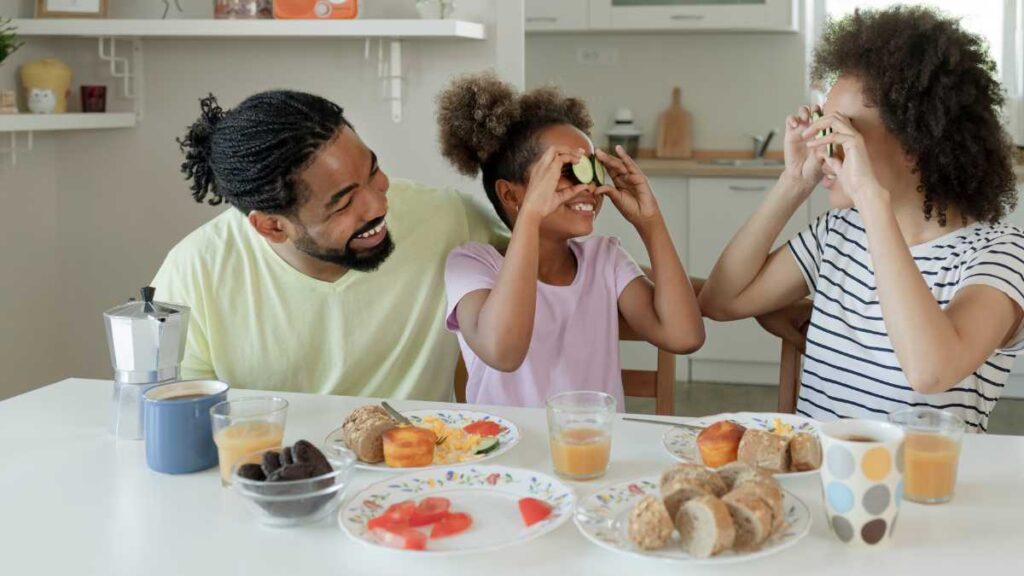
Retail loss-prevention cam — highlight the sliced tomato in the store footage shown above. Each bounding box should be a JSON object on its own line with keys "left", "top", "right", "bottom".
{"left": 370, "top": 526, "right": 427, "bottom": 550}
{"left": 518, "top": 497, "right": 552, "bottom": 527}
{"left": 429, "top": 512, "right": 473, "bottom": 539}
{"left": 367, "top": 500, "right": 416, "bottom": 531}
{"left": 409, "top": 497, "right": 451, "bottom": 527}
{"left": 463, "top": 420, "right": 502, "bottom": 437}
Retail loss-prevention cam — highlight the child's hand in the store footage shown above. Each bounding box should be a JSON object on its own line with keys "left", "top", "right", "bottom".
{"left": 519, "top": 146, "right": 585, "bottom": 220}
{"left": 802, "top": 112, "right": 886, "bottom": 206}
{"left": 596, "top": 146, "right": 661, "bottom": 228}
{"left": 783, "top": 105, "right": 825, "bottom": 194}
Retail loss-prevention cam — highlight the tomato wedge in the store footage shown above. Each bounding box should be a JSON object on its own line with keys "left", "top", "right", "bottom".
{"left": 463, "top": 420, "right": 502, "bottom": 437}
{"left": 429, "top": 512, "right": 473, "bottom": 539}
{"left": 409, "top": 497, "right": 451, "bottom": 527}
{"left": 518, "top": 498, "right": 552, "bottom": 527}
{"left": 367, "top": 500, "right": 416, "bottom": 531}
{"left": 370, "top": 526, "right": 427, "bottom": 550}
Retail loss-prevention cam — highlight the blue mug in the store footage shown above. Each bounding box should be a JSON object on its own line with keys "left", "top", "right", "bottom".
{"left": 143, "top": 380, "right": 229, "bottom": 474}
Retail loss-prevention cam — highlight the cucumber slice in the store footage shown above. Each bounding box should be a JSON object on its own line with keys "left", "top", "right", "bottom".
{"left": 594, "top": 158, "right": 606, "bottom": 186}
{"left": 813, "top": 110, "right": 833, "bottom": 158}
{"left": 571, "top": 157, "right": 594, "bottom": 185}
{"left": 475, "top": 437, "right": 500, "bottom": 455}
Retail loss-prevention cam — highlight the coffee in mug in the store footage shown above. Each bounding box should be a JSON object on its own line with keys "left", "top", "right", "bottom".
{"left": 143, "top": 380, "right": 229, "bottom": 474}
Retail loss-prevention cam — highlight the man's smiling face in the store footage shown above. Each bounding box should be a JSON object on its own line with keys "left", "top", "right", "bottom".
{"left": 288, "top": 126, "right": 394, "bottom": 272}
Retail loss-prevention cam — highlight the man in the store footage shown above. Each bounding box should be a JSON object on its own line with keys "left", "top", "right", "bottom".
{"left": 152, "top": 90, "right": 507, "bottom": 400}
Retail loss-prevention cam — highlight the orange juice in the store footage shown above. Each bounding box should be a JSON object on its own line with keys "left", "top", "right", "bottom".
{"left": 903, "top": 432, "right": 961, "bottom": 503}
{"left": 549, "top": 427, "right": 611, "bottom": 480}
{"left": 214, "top": 421, "right": 285, "bottom": 484}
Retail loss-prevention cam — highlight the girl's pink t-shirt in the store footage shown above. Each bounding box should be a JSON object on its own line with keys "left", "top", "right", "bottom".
{"left": 444, "top": 236, "right": 644, "bottom": 409}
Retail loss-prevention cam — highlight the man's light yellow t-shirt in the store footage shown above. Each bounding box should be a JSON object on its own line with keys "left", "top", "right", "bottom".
{"left": 151, "top": 179, "right": 507, "bottom": 401}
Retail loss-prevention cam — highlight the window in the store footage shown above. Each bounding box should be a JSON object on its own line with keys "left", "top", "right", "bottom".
{"left": 808, "top": 1, "right": 1024, "bottom": 143}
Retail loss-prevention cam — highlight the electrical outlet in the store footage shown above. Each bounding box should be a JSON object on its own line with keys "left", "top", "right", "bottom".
{"left": 577, "top": 47, "right": 619, "bottom": 66}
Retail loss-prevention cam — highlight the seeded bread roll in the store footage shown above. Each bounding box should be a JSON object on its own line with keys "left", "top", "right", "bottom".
{"left": 659, "top": 463, "right": 727, "bottom": 497}
{"left": 788, "top": 432, "right": 822, "bottom": 471}
{"left": 722, "top": 490, "right": 774, "bottom": 550}
{"left": 737, "top": 429, "right": 790, "bottom": 472}
{"left": 730, "top": 479, "right": 785, "bottom": 532}
{"left": 675, "top": 495, "right": 736, "bottom": 558}
{"left": 627, "top": 496, "right": 675, "bottom": 550}
{"left": 341, "top": 406, "right": 396, "bottom": 463}
{"left": 717, "top": 461, "right": 772, "bottom": 491}
{"left": 662, "top": 478, "right": 711, "bottom": 519}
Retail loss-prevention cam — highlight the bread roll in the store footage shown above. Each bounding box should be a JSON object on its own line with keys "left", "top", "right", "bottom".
{"left": 627, "top": 496, "right": 675, "bottom": 550}
{"left": 788, "top": 432, "right": 822, "bottom": 471}
{"left": 341, "top": 406, "right": 396, "bottom": 463}
{"left": 737, "top": 429, "right": 790, "bottom": 472}
{"left": 730, "top": 479, "right": 785, "bottom": 532}
{"left": 717, "top": 461, "right": 772, "bottom": 491}
{"left": 722, "top": 490, "right": 773, "bottom": 550}
{"left": 659, "top": 463, "right": 727, "bottom": 497}
{"left": 675, "top": 495, "right": 735, "bottom": 558}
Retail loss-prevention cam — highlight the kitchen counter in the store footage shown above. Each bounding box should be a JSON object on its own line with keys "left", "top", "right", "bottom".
{"left": 3, "top": 378, "right": 1024, "bottom": 576}
{"left": 636, "top": 158, "right": 1024, "bottom": 182}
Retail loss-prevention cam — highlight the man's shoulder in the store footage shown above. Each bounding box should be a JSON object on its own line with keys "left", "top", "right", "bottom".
{"left": 160, "top": 209, "right": 249, "bottom": 272}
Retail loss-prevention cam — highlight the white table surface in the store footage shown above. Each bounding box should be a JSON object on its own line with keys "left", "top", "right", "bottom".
{"left": 2, "top": 379, "right": 1022, "bottom": 575}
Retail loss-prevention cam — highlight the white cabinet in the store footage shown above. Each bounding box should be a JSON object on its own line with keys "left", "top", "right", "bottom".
{"left": 588, "top": 0, "right": 796, "bottom": 32}
{"left": 687, "top": 178, "right": 808, "bottom": 365}
{"left": 525, "top": 0, "right": 590, "bottom": 32}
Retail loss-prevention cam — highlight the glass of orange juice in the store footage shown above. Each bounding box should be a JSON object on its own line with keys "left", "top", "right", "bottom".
{"left": 210, "top": 397, "right": 288, "bottom": 486}
{"left": 889, "top": 407, "right": 965, "bottom": 504}
{"left": 546, "top": 391, "right": 615, "bottom": 481}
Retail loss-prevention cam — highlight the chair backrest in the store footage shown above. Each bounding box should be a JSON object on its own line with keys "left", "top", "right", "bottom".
{"left": 777, "top": 339, "right": 802, "bottom": 414}
{"left": 452, "top": 316, "right": 677, "bottom": 415}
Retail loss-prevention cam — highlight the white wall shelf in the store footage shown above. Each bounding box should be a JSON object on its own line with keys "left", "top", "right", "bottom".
{"left": 11, "top": 18, "right": 487, "bottom": 40}
{"left": 0, "top": 113, "right": 137, "bottom": 133}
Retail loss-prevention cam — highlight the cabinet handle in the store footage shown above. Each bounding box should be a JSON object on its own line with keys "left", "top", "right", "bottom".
{"left": 728, "top": 185, "right": 768, "bottom": 192}
{"left": 670, "top": 14, "right": 706, "bottom": 21}
{"left": 526, "top": 17, "right": 558, "bottom": 23}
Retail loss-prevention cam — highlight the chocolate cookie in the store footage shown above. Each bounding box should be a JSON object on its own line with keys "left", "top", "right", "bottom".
{"left": 279, "top": 446, "right": 294, "bottom": 467}
{"left": 292, "top": 440, "right": 332, "bottom": 477}
{"left": 236, "top": 463, "right": 267, "bottom": 481}
{"left": 261, "top": 450, "right": 282, "bottom": 477}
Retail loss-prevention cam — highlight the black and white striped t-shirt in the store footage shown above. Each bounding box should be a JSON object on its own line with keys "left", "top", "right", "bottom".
{"left": 788, "top": 209, "right": 1024, "bottom": 432}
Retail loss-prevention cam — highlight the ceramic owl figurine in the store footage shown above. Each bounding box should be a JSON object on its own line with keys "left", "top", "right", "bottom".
{"left": 27, "top": 88, "right": 57, "bottom": 114}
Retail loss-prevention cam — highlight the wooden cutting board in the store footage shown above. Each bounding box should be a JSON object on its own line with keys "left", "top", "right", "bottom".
{"left": 656, "top": 87, "right": 692, "bottom": 159}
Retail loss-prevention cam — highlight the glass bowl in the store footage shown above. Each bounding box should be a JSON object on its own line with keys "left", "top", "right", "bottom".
{"left": 230, "top": 445, "right": 355, "bottom": 527}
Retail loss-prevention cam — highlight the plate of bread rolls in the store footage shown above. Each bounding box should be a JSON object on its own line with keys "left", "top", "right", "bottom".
{"left": 573, "top": 462, "right": 811, "bottom": 563}
{"left": 662, "top": 412, "right": 822, "bottom": 478}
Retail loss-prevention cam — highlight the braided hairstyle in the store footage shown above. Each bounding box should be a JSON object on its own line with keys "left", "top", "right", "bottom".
{"left": 812, "top": 6, "right": 1016, "bottom": 225}
{"left": 177, "top": 90, "right": 350, "bottom": 214}
{"left": 437, "top": 72, "right": 593, "bottom": 226}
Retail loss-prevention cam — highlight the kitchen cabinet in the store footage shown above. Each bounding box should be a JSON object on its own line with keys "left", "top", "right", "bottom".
{"left": 525, "top": 0, "right": 590, "bottom": 32}
{"left": 588, "top": 0, "right": 796, "bottom": 33}
{"left": 687, "top": 178, "right": 809, "bottom": 368}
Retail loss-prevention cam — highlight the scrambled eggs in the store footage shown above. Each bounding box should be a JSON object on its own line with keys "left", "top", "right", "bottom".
{"left": 419, "top": 416, "right": 485, "bottom": 464}
{"left": 772, "top": 417, "right": 794, "bottom": 437}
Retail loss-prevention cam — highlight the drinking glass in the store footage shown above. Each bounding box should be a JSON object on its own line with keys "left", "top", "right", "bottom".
{"left": 210, "top": 397, "right": 288, "bottom": 486}
{"left": 546, "top": 391, "right": 615, "bottom": 481}
{"left": 889, "top": 407, "right": 965, "bottom": 504}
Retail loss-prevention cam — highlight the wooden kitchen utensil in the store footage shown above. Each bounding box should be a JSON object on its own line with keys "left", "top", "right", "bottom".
{"left": 656, "top": 87, "right": 692, "bottom": 159}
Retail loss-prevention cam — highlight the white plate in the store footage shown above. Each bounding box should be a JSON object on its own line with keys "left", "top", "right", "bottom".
{"left": 338, "top": 464, "right": 575, "bottom": 555}
{"left": 324, "top": 409, "right": 521, "bottom": 472}
{"left": 574, "top": 476, "right": 811, "bottom": 565}
{"left": 662, "top": 412, "right": 822, "bottom": 479}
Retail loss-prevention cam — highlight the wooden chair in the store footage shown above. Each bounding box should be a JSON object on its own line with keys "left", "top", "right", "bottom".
{"left": 453, "top": 316, "right": 677, "bottom": 415}
{"left": 777, "top": 339, "right": 803, "bottom": 414}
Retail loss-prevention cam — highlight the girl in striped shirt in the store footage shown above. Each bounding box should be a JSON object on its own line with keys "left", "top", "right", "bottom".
{"left": 699, "top": 6, "right": 1023, "bottom": 431}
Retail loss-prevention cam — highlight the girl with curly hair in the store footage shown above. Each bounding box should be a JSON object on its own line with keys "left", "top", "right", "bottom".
{"left": 700, "top": 6, "right": 1023, "bottom": 431}
{"left": 438, "top": 73, "right": 703, "bottom": 408}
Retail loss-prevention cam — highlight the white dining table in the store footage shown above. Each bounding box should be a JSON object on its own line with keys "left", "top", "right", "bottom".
{"left": 2, "top": 378, "right": 1022, "bottom": 575}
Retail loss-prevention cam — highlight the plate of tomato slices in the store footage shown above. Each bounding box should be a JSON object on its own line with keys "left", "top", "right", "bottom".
{"left": 339, "top": 465, "right": 575, "bottom": 555}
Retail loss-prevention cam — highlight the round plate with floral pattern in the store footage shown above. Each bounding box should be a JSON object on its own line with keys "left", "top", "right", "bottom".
{"left": 662, "top": 412, "right": 822, "bottom": 479}
{"left": 325, "top": 409, "right": 521, "bottom": 472}
{"left": 339, "top": 465, "right": 575, "bottom": 555}
{"left": 574, "top": 476, "right": 811, "bottom": 564}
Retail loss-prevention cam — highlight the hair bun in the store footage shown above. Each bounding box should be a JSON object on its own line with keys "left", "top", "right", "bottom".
{"left": 178, "top": 94, "right": 226, "bottom": 205}
{"left": 437, "top": 72, "right": 522, "bottom": 177}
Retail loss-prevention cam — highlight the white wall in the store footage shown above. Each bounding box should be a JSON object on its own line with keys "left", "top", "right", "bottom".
{"left": 0, "top": 0, "right": 524, "bottom": 398}
{"left": 525, "top": 26, "right": 807, "bottom": 154}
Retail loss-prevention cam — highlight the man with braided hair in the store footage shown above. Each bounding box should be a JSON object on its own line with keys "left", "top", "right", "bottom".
{"left": 152, "top": 90, "right": 507, "bottom": 399}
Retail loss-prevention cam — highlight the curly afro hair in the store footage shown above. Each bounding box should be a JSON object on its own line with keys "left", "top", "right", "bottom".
{"left": 812, "top": 6, "right": 1017, "bottom": 226}
{"left": 437, "top": 71, "right": 593, "bottom": 225}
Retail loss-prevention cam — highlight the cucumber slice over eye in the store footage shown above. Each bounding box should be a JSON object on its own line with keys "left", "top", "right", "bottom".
{"left": 475, "top": 437, "right": 500, "bottom": 455}
{"left": 594, "top": 158, "right": 606, "bottom": 186}
{"left": 571, "top": 157, "right": 594, "bottom": 185}
{"left": 813, "top": 110, "right": 833, "bottom": 158}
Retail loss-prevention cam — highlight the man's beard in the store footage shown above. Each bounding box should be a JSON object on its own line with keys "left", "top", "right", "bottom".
{"left": 293, "top": 218, "right": 395, "bottom": 273}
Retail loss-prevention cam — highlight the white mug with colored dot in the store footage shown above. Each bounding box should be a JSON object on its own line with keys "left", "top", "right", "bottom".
{"left": 819, "top": 419, "right": 905, "bottom": 546}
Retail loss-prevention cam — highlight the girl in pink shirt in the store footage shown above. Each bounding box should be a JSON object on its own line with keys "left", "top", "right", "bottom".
{"left": 437, "top": 73, "right": 704, "bottom": 409}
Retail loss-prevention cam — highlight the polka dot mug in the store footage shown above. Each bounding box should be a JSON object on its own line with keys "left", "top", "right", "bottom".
{"left": 819, "top": 419, "right": 905, "bottom": 546}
